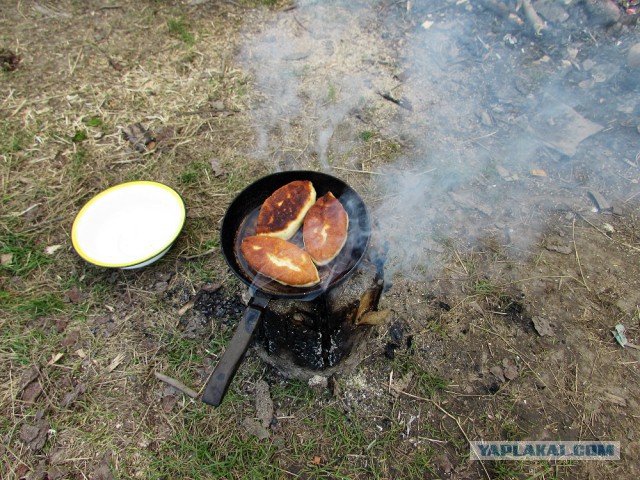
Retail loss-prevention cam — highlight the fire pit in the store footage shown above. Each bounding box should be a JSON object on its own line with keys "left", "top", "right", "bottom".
{"left": 255, "top": 249, "right": 385, "bottom": 380}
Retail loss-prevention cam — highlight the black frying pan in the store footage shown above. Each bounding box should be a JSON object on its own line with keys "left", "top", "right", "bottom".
{"left": 201, "top": 171, "right": 371, "bottom": 406}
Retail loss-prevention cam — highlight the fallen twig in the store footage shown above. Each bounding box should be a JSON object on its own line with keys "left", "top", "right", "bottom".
{"left": 377, "top": 91, "right": 413, "bottom": 111}
{"left": 154, "top": 371, "right": 198, "bottom": 398}
{"left": 331, "top": 166, "right": 385, "bottom": 175}
{"left": 572, "top": 218, "right": 591, "bottom": 292}
{"left": 522, "top": 0, "right": 546, "bottom": 35}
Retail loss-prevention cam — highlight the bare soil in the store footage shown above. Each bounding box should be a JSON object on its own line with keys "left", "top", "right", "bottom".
{"left": 2, "top": 1, "right": 640, "bottom": 479}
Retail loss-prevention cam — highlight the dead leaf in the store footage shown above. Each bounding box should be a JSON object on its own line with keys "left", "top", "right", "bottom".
{"left": 122, "top": 123, "right": 156, "bottom": 153}
{"left": 390, "top": 371, "right": 414, "bottom": 397}
{"left": 490, "top": 366, "right": 506, "bottom": 383}
{"left": 66, "top": 285, "right": 87, "bottom": 304}
{"left": 311, "top": 456, "right": 322, "bottom": 465}
{"left": 209, "top": 157, "right": 227, "bottom": 177}
{"left": 434, "top": 454, "right": 453, "bottom": 473}
{"left": 356, "top": 309, "right": 391, "bottom": 326}
{"left": 91, "top": 453, "right": 115, "bottom": 480}
{"left": 20, "top": 420, "right": 50, "bottom": 451}
{"left": 60, "top": 383, "right": 87, "bottom": 408}
{"left": 532, "top": 316, "right": 554, "bottom": 337}
{"left": 1, "top": 253, "right": 13, "bottom": 265}
{"left": 21, "top": 381, "right": 43, "bottom": 405}
{"left": 19, "top": 366, "right": 40, "bottom": 392}
{"left": 44, "top": 245, "right": 63, "bottom": 255}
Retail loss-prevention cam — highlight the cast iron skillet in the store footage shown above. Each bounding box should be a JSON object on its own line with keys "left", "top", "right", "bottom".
{"left": 201, "top": 171, "right": 371, "bottom": 406}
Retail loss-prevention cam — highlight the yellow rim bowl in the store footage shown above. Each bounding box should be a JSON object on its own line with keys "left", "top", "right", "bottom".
{"left": 71, "top": 181, "right": 186, "bottom": 268}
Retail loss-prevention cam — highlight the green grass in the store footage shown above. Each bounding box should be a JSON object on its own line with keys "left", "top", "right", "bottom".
{"left": 82, "top": 116, "right": 103, "bottom": 128}
{"left": 327, "top": 84, "right": 337, "bottom": 103}
{"left": 359, "top": 130, "right": 374, "bottom": 142}
{"left": 0, "top": 232, "right": 52, "bottom": 277}
{"left": 167, "top": 18, "right": 195, "bottom": 46}
{"left": 0, "top": 122, "right": 32, "bottom": 154}
{"left": 178, "top": 161, "right": 208, "bottom": 185}
{"left": 0, "top": 322, "right": 46, "bottom": 365}
{"left": 71, "top": 129, "right": 88, "bottom": 143}
{"left": 147, "top": 403, "right": 279, "bottom": 479}
{"left": 473, "top": 279, "right": 496, "bottom": 295}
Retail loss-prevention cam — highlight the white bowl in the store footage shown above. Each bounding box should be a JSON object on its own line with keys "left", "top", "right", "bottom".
{"left": 72, "top": 181, "right": 186, "bottom": 269}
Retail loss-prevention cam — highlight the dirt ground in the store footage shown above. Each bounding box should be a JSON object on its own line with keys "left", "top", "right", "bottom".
{"left": 2, "top": 0, "right": 640, "bottom": 479}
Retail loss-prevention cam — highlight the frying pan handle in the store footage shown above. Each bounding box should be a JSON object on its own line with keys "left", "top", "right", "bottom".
{"left": 201, "top": 292, "right": 270, "bottom": 407}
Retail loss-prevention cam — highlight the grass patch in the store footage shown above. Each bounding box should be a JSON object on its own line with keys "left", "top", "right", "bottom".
{"left": 0, "top": 232, "right": 52, "bottom": 277}
{"left": 167, "top": 18, "right": 195, "bottom": 46}
{"left": 359, "top": 130, "right": 374, "bottom": 142}
{"left": 0, "top": 321, "right": 46, "bottom": 365}
{"left": 147, "top": 404, "right": 279, "bottom": 479}
{"left": 82, "top": 116, "right": 103, "bottom": 128}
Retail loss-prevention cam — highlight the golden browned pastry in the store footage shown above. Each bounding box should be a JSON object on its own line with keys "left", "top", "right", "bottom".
{"left": 303, "top": 192, "right": 349, "bottom": 266}
{"left": 240, "top": 235, "right": 320, "bottom": 287}
{"left": 256, "top": 180, "right": 316, "bottom": 240}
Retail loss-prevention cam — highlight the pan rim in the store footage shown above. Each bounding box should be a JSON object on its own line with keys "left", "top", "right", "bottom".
{"left": 220, "top": 170, "right": 371, "bottom": 300}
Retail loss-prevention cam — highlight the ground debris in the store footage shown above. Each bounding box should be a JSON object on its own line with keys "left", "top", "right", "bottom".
{"left": 255, "top": 380, "right": 274, "bottom": 429}
{"left": 60, "top": 382, "right": 87, "bottom": 408}
{"left": 390, "top": 370, "right": 413, "bottom": 397}
{"left": 22, "top": 381, "right": 43, "bottom": 405}
{"left": 532, "top": 316, "right": 555, "bottom": 336}
{"left": 502, "top": 357, "right": 519, "bottom": 380}
{"left": 19, "top": 365, "right": 40, "bottom": 392}
{"left": 122, "top": 123, "right": 156, "bottom": 153}
{"left": 588, "top": 190, "right": 613, "bottom": 212}
{"left": 0, "top": 48, "right": 21, "bottom": 71}
{"left": 517, "top": 96, "right": 603, "bottom": 157}
{"left": 91, "top": 453, "right": 115, "bottom": 480}
{"left": 155, "top": 371, "right": 198, "bottom": 398}
{"left": 377, "top": 91, "right": 413, "bottom": 111}
{"left": 20, "top": 419, "right": 50, "bottom": 451}
{"left": 242, "top": 417, "right": 270, "bottom": 440}
{"left": 356, "top": 309, "right": 391, "bottom": 326}
{"left": 489, "top": 365, "right": 506, "bottom": 383}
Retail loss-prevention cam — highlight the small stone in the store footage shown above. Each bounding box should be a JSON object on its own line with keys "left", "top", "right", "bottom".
{"left": 628, "top": 43, "right": 640, "bottom": 70}
{"left": 308, "top": 375, "right": 328, "bottom": 389}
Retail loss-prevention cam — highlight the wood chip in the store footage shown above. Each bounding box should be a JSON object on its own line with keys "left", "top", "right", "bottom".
{"left": 531, "top": 169, "right": 547, "bottom": 177}
{"left": 106, "top": 353, "right": 126, "bottom": 373}
{"left": 47, "top": 353, "right": 64, "bottom": 366}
